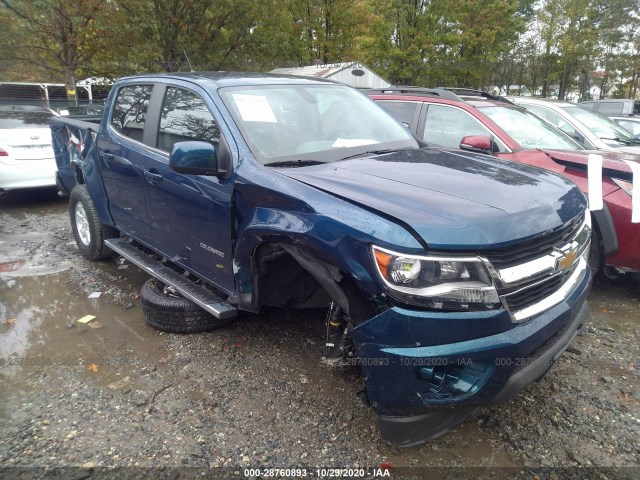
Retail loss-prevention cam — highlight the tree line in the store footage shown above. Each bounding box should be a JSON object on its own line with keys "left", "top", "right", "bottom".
{"left": 0, "top": 0, "right": 638, "bottom": 101}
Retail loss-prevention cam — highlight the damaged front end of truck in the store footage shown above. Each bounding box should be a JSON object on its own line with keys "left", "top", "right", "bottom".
{"left": 231, "top": 150, "right": 592, "bottom": 447}
{"left": 351, "top": 218, "right": 591, "bottom": 446}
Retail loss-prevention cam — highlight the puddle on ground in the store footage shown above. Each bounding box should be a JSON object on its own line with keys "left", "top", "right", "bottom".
{"left": 0, "top": 188, "right": 65, "bottom": 211}
{"left": 382, "top": 420, "right": 522, "bottom": 468}
{"left": 0, "top": 270, "right": 164, "bottom": 406}
{"left": 0, "top": 232, "right": 75, "bottom": 276}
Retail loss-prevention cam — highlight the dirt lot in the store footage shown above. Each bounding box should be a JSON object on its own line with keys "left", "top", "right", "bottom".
{"left": 0, "top": 189, "right": 638, "bottom": 479}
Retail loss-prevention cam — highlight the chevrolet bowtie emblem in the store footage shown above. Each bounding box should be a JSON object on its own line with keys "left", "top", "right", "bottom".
{"left": 554, "top": 246, "right": 578, "bottom": 271}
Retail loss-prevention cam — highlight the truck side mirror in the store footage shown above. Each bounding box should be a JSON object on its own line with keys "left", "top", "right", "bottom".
{"left": 459, "top": 135, "right": 492, "bottom": 154}
{"left": 169, "top": 141, "right": 220, "bottom": 176}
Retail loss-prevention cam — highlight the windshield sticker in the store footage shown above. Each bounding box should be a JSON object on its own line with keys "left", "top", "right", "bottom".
{"left": 332, "top": 138, "right": 378, "bottom": 148}
{"left": 232, "top": 94, "right": 277, "bottom": 123}
{"left": 623, "top": 160, "right": 640, "bottom": 223}
{"left": 587, "top": 154, "right": 603, "bottom": 212}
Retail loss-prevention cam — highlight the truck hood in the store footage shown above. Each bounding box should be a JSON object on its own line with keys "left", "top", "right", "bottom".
{"left": 280, "top": 149, "right": 586, "bottom": 250}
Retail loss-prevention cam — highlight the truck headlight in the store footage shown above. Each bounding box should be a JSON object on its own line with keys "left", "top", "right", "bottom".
{"left": 372, "top": 246, "right": 500, "bottom": 310}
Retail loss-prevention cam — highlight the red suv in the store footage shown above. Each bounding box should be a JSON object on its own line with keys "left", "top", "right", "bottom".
{"left": 369, "top": 87, "right": 640, "bottom": 276}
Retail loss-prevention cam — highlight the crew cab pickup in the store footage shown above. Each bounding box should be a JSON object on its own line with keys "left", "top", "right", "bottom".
{"left": 51, "top": 73, "right": 592, "bottom": 447}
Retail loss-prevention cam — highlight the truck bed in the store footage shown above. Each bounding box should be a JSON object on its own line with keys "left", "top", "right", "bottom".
{"left": 50, "top": 115, "right": 103, "bottom": 194}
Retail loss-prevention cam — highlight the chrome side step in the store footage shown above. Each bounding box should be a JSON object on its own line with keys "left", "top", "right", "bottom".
{"left": 105, "top": 238, "right": 237, "bottom": 320}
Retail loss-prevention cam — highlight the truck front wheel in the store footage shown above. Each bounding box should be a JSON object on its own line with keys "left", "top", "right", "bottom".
{"left": 69, "top": 185, "right": 117, "bottom": 260}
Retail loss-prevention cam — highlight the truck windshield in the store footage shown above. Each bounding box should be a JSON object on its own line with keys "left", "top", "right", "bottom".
{"left": 219, "top": 84, "right": 418, "bottom": 165}
{"left": 480, "top": 106, "right": 583, "bottom": 151}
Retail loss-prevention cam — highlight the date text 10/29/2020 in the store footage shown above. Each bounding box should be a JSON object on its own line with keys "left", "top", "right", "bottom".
{"left": 243, "top": 468, "right": 391, "bottom": 478}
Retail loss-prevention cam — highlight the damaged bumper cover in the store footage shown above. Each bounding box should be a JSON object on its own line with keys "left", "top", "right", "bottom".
{"left": 350, "top": 260, "right": 591, "bottom": 447}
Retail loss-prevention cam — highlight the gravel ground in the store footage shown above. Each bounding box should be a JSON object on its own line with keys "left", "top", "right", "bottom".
{"left": 0, "top": 188, "right": 638, "bottom": 479}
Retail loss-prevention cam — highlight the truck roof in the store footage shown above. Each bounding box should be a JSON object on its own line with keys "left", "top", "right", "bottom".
{"left": 117, "top": 71, "right": 336, "bottom": 88}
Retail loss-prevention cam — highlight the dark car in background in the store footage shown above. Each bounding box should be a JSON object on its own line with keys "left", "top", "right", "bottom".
{"left": 369, "top": 87, "right": 640, "bottom": 276}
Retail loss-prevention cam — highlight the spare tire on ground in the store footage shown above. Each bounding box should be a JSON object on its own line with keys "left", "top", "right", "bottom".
{"left": 140, "top": 278, "right": 234, "bottom": 333}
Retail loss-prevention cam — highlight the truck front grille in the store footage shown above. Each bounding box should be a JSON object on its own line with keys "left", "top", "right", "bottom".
{"left": 483, "top": 215, "right": 583, "bottom": 269}
{"left": 501, "top": 269, "right": 572, "bottom": 312}
{"left": 487, "top": 214, "right": 590, "bottom": 323}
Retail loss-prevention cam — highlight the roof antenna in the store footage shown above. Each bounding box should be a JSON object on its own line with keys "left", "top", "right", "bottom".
{"left": 183, "top": 50, "right": 194, "bottom": 72}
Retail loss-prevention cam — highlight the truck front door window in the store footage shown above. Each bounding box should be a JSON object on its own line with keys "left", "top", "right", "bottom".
{"left": 159, "top": 87, "right": 221, "bottom": 152}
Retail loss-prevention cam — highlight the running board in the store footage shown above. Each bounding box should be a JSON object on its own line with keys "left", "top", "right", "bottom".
{"left": 105, "top": 238, "right": 237, "bottom": 320}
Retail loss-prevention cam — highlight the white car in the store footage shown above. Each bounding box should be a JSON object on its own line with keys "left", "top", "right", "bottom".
{"left": 611, "top": 116, "right": 640, "bottom": 138}
{"left": 0, "top": 105, "right": 58, "bottom": 192}
{"left": 507, "top": 97, "right": 640, "bottom": 154}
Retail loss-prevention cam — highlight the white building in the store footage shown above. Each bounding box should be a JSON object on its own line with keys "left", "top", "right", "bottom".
{"left": 270, "top": 62, "right": 390, "bottom": 89}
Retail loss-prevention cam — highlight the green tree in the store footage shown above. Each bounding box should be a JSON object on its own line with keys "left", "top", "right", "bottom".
{"left": 0, "top": 0, "right": 145, "bottom": 99}
{"left": 450, "top": 0, "right": 525, "bottom": 88}
{"left": 529, "top": 0, "right": 638, "bottom": 100}
{"left": 360, "top": 0, "right": 453, "bottom": 86}
{"left": 140, "top": 0, "right": 258, "bottom": 71}
{"left": 140, "top": 0, "right": 336, "bottom": 72}
{"left": 286, "top": 0, "right": 372, "bottom": 66}
{"left": 361, "top": 0, "right": 524, "bottom": 88}
{"left": 591, "top": 0, "right": 640, "bottom": 99}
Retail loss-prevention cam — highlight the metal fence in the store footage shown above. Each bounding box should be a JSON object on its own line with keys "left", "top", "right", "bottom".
{"left": 0, "top": 82, "right": 112, "bottom": 112}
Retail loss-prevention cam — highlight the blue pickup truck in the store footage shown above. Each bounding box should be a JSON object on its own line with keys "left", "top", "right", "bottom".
{"left": 51, "top": 73, "right": 592, "bottom": 447}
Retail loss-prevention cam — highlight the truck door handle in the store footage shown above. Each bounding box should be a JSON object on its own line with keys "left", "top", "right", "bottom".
{"left": 144, "top": 170, "right": 164, "bottom": 182}
{"left": 102, "top": 151, "right": 114, "bottom": 161}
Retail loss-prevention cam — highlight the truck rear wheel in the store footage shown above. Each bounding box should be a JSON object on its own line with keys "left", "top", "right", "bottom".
{"left": 140, "top": 279, "right": 233, "bottom": 334}
{"left": 69, "top": 185, "right": 117, "bottom": 260}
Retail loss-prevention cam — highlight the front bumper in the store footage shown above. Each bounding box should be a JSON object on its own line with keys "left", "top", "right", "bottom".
{"left": 350, "top": 258, "right": 591, "bottom": 447}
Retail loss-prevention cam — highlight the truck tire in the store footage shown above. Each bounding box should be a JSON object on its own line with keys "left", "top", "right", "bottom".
{"left": 140, "top": 279, "right": 233, "bottom": 334}
{"left": 69, "top": 185, "right": 117, "bottom": 260}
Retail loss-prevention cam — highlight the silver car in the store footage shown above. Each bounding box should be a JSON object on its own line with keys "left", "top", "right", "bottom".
{"left": 507, "top": 97, "right": 640, "bottom": 154}
{"left": 0, "top": 105, "right": 58, "bottom": 192}
{"left": 579, "top": 98, "right": 640, "bottom": 117}
{"left": 611, "top": 116, "right": 640, "bottom": 138}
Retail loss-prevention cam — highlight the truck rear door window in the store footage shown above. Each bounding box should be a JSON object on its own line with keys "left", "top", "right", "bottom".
{"left": 111, "top": 85, "right": 152, "bottom": 143}
{"left": 158, "top": 87, "right": 220, "bottom": 152}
